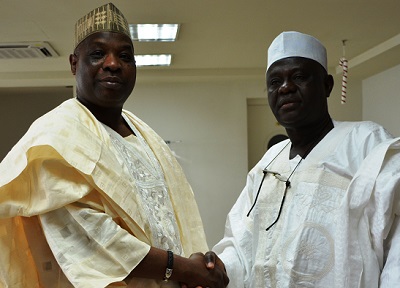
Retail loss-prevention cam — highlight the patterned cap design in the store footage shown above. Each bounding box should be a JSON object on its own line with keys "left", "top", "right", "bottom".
{"left": 74, "top": 3, "right": 131, "bottom": 49}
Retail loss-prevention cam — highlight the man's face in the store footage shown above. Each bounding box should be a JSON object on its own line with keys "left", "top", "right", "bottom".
{"left": 266, "top": 57, "right": 333, "bottom": 129}
{"left": 70, "top": 32, "right": 136, "bottom": 109}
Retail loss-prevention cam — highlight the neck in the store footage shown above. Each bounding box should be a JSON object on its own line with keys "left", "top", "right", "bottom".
{"left": 286, "top": 116, "right": 334, "bottom": 159}
{"left": 76, "top": 97, "right": 133, "bottom": 137}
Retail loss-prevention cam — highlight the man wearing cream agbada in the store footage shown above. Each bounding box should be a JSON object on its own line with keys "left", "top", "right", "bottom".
{"left": 0, "top": 3, "right": 228, "bottom": 288}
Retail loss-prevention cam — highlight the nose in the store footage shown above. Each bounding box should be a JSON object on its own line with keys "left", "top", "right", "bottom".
{"left": 278, "top": 80, "right": 296, "bottom": 94}
{"left": 103, "top": 53, "right": 121, "bottom": 71}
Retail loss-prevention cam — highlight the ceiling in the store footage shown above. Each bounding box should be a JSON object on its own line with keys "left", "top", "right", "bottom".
{"left": 1, "top": 0, "right": 400, "bottom": 88}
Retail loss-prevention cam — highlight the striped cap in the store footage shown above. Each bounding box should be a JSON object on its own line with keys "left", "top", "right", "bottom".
{"left": 74, "top": 3, "right": 131, "bottom": 49}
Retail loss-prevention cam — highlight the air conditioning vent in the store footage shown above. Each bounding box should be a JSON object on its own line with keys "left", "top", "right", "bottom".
{"left": 0, "top": 42, "right": 59, "bottom": 59}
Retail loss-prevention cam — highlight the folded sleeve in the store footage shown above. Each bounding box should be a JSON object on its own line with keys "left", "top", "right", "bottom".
{"left": 39, "top": 204, "right": 150, "bottom": 288}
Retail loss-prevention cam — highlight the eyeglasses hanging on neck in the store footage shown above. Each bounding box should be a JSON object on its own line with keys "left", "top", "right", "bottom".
{"left": 264, "top": 169, "right": 290, "bottom": 185}
{"left": 247, "top": 157, "right": 303, "bottom": 231}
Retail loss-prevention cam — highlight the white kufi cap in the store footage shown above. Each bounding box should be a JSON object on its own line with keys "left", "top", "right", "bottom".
{"left": 267, "top": 31, "right": 327, "bottom": 71}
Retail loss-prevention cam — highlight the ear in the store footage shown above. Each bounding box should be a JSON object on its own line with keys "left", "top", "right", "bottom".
{"left": 69, "top": 54, "right": 78, "bottom": 75}
{"left": 325, "top": 74, "right": 334, "bottom": 98}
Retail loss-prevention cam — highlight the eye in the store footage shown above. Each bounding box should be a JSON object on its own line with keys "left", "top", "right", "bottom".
{"left": 292, "top": 73, "right": 308, "bottom": 82}
{"left": 119, "top": 52, "right": 134, "bottom": 62}
{"left": 89, "top": 50, "right": 105, "bottom": 59}
{"left": 268, "top": 78, "right": 282, "bottom": 88}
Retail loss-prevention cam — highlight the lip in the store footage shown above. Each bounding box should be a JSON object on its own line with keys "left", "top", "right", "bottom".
{"left": 99, "top": 76, "right": 122, "bottom": 83}
{"left": 277, "top": 98, "right": 300, "bottom": 110}
{"left": 99, "top": 76, "right": 122, "bottom": 88}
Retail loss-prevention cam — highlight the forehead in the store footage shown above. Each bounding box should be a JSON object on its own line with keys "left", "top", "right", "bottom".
{"left": 267, "top": 57, "right": 322, "bottom": 77}
{"left": 76, "top": 31, "right": 134, "bottom": 51}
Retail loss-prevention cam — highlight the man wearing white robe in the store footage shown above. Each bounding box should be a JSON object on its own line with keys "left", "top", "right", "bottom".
{"left": 212, "top": 31, "right": 400, "bottom": 287}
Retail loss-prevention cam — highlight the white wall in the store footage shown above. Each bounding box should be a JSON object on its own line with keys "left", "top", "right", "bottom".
{"left": 126, "top": 77, "right": 265, "bottom": 247}
{"left": 363, "top": 64, "right": 400, "bottom": 137}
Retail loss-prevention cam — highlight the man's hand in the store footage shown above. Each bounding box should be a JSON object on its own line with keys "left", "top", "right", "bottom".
{"left": 179, "top": 251, "right": 228, "bottom": 288}
{"left": 203, "top": 251, "right": 225, "bottom": 271}
{"left": 179, "top": 251, "right": 229, "bottom": 288}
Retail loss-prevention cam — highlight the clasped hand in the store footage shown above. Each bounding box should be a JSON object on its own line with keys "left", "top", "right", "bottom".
{"left": 180, "top": 251, "right": 229, "bottom": 288}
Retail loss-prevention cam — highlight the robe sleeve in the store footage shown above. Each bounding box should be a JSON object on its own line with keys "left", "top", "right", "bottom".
{"left": 349, "top": 138, "right": 400, "bottom": 287}
{"left": 1, "top": 145, "right": 151, "bottom": 287}
{"left": 213, "top": 169, "right": 258, "bottom": 288}
{"left": 39, "top": 204, "right": 150, "bottom": 288}
{"left": 372, "top": 145, "right": 400, "bottom": 287}
{"left": 381, "top": 215, "right": 400, "bottom": 286}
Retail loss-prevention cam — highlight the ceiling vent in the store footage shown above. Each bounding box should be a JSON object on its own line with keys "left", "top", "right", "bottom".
{"left": 0, "top": 42, "right": 59, "bottom": 59}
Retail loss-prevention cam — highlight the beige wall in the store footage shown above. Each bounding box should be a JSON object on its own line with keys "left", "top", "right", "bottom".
{"left": 0, "top": 87, "right": 72, "bottom": 160}
{"left": 363, "top": 63, "right": 400, "bottom": 137}
{"left": 328, "top": 71, "right": 363, "bottom": 122}
{"left": 247, "top": 98, "right": 286, "bottom": 170}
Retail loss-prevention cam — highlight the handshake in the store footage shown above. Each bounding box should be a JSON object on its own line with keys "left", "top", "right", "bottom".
{"left": 173, "top": 250, "right": 230, "bottom": 288}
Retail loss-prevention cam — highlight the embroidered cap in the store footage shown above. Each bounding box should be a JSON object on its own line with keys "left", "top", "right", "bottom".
{"left": 74, "top": 3, "right": 131, "bottom": 49}
{"left": 267, "top": 31, "right": 327, "bottom": 72}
